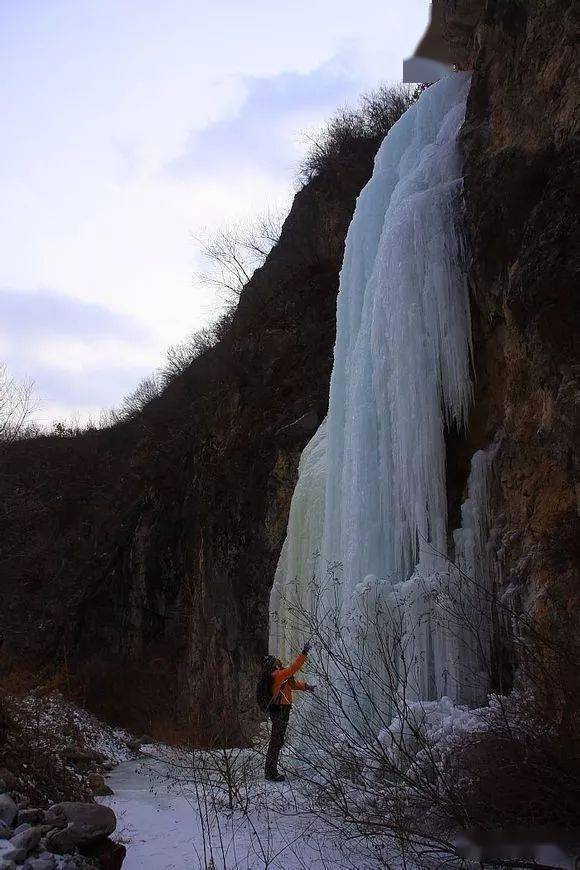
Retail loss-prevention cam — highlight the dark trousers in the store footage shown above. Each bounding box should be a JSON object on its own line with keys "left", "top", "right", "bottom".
{"left": 265, "top": 704, "right": 291, "bottom": 776}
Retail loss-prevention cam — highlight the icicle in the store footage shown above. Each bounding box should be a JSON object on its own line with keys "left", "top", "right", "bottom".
{"left": 269, "top": 421, "right": 327, "bottom": 662}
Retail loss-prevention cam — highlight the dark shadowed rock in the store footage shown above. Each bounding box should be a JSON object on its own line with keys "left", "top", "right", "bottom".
{"left": 44, "top": 802, "right": 116, "bottom": 853}
{"left": 62, "top": 747, "right": 105, "bottom": 766}
{"left": 80, "top": 836, "right": 126, "bottom": 870}
{"left": 0, "top": 795, "right": 17, "bottom": 827}
{"left": 275, "top": 410, "right": 320, "bottom": 443}
{"left": 87, "top": 773, "right": 113, "bottom": 796}
{"left": 9, "top": 825, "right": 41, "bottom": 855}
{"left": 0, "top": 772, "right": 17, "bottom": 793}
{"left": 17, "top": 810, "right": 44, "bottom": 827}
{"left": 23, "top": 857, "right": 57, "bottom": 870}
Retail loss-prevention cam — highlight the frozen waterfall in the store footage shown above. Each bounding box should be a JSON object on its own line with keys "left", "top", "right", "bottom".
{"left": 270, "top": 73, "right": 495, "bottom": 709}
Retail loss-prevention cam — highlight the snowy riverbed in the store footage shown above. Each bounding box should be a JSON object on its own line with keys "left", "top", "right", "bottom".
{"left": 99, "top": 747, "right": 388, "bottom": 870}
{"left": 99, "top": 742, "right": 576, "bottom": 870}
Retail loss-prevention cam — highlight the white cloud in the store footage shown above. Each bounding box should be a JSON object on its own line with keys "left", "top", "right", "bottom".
{"left": 32, "top": 337, "right": 160, "bottom": 374}
{"left": 0, "top": 0, "right": 430, "bottom": 423}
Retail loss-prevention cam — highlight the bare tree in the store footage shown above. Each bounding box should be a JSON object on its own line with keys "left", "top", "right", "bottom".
{"left": 0, "top": 362, "right": 38, "bottom": 443}
{"left": 161, "top": 327, "right": 218, "bottom": 382}
{"left": 118, "top": 374, "right": 162, "bottom": 419}
{"left": 197, "top": 208, "right": 283, "bottom": 301}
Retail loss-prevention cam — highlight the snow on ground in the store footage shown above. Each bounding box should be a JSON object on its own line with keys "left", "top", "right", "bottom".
{"left": 99, "top": 747, "right": 392, "bottom": 870}
{"left": 12, "top": 690, "right": 132, "bottom": 763}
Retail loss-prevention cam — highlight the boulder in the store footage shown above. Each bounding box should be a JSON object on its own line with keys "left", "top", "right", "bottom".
{"left": 0, "top": 796, "right": 17, "bottom": 828}
{"left": 87, "top": 774, "right": 113, "bottom": 797}
{"left": 11, "top": 822, "right": 31, "bottom": 836}
{"left": 44, "top": 803, "right": 116, "bottom": 854}
{"left": 125, "top": 738, "right": 141, "bottom": 753}
{"left": 0, "top": 827, "right": 12, "bottom": 842}
{"left": 9, "top": 824, "right": 41, "bottom": 855}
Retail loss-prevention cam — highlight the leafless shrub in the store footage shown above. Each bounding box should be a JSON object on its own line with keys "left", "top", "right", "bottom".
{"left": 270, "top": 558, "right": 580, "bottom": 868}
{"left": 299, "top": 85, "right": 413, "bottom": 183}
{"left": 114, "top": 374, "right": 162, "bottom": 420}
{"left": 0, "top": 362, "right": 38, "bottom": 442}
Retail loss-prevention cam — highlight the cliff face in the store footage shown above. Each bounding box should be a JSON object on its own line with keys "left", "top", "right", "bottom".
{"left": 0, "top": 143, "right": 379, "bottom": 740}
{"left": 461, "top": 0, "right": 579, "bottom": 679}
{"left": 1, "top": 1, "right": 578, "bottom": 741}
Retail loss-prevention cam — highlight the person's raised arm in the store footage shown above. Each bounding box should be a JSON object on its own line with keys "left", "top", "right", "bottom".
{"left": 274, "top": 643, "right": 310, "bottom": 681}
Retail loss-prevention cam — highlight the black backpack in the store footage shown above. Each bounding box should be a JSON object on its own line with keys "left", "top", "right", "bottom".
{"left": 256, "top": 655, "right": 277, "bottom": 712}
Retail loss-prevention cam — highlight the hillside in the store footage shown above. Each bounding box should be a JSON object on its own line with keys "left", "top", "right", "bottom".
{"left": 0, "top": 135, "right": 381, "bottom": 741}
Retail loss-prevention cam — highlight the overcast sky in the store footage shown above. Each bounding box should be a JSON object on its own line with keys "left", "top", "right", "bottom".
{"left": 0, "top": 0, "right": 428, "bottom": 425}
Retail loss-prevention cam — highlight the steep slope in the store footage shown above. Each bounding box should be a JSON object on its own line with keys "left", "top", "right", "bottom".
{"left": 0, "top": 144, "right": 379, "bottom": 741}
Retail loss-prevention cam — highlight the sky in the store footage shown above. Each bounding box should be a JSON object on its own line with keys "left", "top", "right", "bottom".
{"left": 0, "top": 0, "right": 428, "bottom": 426}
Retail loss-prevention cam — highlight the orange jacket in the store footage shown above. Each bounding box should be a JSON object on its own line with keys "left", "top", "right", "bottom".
{"left": 271, "top": 653, "right": 308, "bottom": 706}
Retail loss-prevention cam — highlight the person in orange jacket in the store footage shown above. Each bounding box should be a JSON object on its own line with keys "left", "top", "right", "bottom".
{"left": 263, "top": 642, "right": 315, "bottom": 782}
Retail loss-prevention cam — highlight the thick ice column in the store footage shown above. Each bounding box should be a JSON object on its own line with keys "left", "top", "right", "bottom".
{"left": 271, "top": 74, "right": 486, "bottom": 709}
{"left": 321, "top": 72, "right": 473, "bottom": 595}
{"left": 394, "top": 443, "right": 499, "bottom": 705}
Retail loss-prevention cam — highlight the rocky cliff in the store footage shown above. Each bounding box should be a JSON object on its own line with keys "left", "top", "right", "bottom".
{"left": 1, "top": 0, "right": 578, "bottom": 742}
{"left": 461, "top": 0, "right": 579, "bottom": 690}
{"left": 0, "top": 138, "right": 380, "bottom": 741}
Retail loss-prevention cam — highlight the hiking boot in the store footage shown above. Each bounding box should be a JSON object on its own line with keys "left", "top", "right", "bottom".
{"left": 265, "top": 772, "right": 286, "bottom": 782}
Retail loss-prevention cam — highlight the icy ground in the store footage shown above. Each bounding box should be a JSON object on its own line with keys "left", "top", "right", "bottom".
{"left": 99, "top": 746, "right": 398, "bottom": 870}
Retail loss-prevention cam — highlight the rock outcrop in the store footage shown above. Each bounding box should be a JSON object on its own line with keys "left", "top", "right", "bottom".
{"left": 460, "top": 0, "right": 579, "bottom": 687}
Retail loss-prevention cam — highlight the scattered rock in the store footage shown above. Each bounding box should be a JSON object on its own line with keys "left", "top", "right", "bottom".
{"left": 100, "top": 761, "right": 115, "bottom": 772}
{"left": 44, "top": 803, "right": 116, "bottom": 853}
{"left": 87, "top": 774, "right": 113, "bottom": 797}
{"left": 0, "top": 838, "right": 25, "bottom": 864}
{"left": 0, "top": 795, "right": 17, "bottom": 827}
